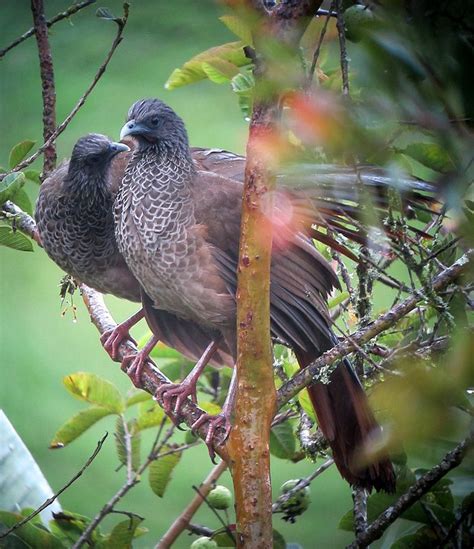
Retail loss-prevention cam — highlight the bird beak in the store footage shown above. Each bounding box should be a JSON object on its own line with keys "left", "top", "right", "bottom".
{"left": 109, "top": 142, "right": 130, "bottom": 154}
{"left": 120, "top": 119, "right": 150, "bottom": 140}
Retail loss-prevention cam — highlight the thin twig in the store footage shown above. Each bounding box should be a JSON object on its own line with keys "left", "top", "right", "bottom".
{"left": 0, "top": 2, "right": 130, "bottom": 183}
{"left": 121, "top": 414, "right": 134, "bottom": 484}
{"left": 157, "top": 460, "right": 229, "bottom": 548}
{"left": 278, "top": 250, "right": 472, "bottom": 406}
{"left": 335, "top": 0, "right": 350, "bottom": 97}
{"left": 347, "top": 431, "right": 474, "bottom": 548}
{"left": 306, "top": 1, "right": 335, "bottom": 87}
{"left": 31, "top": 0, "right": 57, "bottom": 175}
{"left": 0, "top": 0, "right": 96, "bottom": 59}
{"left": 0, "top": 433, "right": 108, "bottom": 540}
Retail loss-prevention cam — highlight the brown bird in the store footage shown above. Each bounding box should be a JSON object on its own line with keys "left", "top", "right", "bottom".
{"left": 112, "top": 98, "right": 439, "bottom": 491}
{"left": 35, "top": 133, "right": 233, "bottom": 376}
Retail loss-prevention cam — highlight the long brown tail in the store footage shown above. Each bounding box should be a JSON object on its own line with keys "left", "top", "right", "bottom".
{"left": 295, "top": 349, "right": 396, "bottom": 492}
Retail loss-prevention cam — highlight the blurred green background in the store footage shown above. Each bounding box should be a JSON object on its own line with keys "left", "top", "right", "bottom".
{"left": 0, "top": 1, "right": 357, "bottom": 547}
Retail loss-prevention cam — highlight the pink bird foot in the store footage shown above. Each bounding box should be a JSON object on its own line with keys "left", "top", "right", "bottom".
{"left": 121, "top": 334, "right": 159, "bottom": 386}
{"left": 100, "top": 309, "right": 145, "bottom": 360}
{"left": 155, "top": 339, "right": 220, "bottom": 417}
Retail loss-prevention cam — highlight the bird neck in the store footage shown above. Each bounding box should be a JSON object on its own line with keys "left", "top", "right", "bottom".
{"left": 139, "top": 139, "right": 194, "bottom": 167}
{"left": 134, "top": 142, "right": 196, "bottom": 191}
{"left": 64, "top": 170, "right": 112, "bottom": 207}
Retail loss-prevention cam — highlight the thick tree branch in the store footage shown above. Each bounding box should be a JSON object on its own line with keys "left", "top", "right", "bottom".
{"left": 348, "top": 432, "right": 474, "bottom": 548}
{"left": 0, "top": 1, "right": 96, "bottom": 59}
{"left": 277, "top": 250, "right": 472, "bottom": 407}
{"left": 31, "top": 0, "right": 57, "bottom": 175}
{"left": 0, "top": 2, "right": 129, "bottom": 183}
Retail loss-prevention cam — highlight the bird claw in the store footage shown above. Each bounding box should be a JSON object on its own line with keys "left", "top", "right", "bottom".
{"left": 100, "top": 326, "right": 136, "bottom": 361}
{"left": 155, "top": 381, "right": 198, "bottom": 416}
{"left": 191, "top": 412, "right": 232, "bottom": 462}
{"left": 121, "top": 351, "right": 150, "bottom": 387}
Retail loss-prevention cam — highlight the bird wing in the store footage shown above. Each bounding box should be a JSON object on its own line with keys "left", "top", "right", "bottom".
{"left": 191, "top": 170, "right": 337, "bottom": 353}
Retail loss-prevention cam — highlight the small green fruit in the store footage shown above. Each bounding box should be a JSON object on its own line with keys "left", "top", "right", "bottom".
{"left": 207, "top": 485, "right": 232, "bottom": 510}
{"left": 344, "top": 4, "right": 375, "bottom": 42}
{"left": 280, "top": 479, "right": 311, "bottom": 523}
{"left": 190, "top": 537, "right": 217, "bottom": 549}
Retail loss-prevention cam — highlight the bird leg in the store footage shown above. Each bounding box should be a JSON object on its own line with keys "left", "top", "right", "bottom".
{"left": 100, "top": 308, "right": 145, "bottom": 361}
{"left": 121, "top": 334, "right": 159, "bottom": 387}
{"left": 191, "top": 366, "right": 237, "bottom": 462}
{"left": 155, "top": 339, "right": 220, "bottom": 416}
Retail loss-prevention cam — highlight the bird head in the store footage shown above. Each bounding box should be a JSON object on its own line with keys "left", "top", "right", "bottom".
{"left": 120, "top": 99, "right": 189, "bottom": 151}
{"left": 70, "top": 134, "right": 130, "bottom": 171}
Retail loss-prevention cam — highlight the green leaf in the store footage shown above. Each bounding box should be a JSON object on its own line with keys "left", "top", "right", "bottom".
{"left": 8, "top": 141, "right": 35, "bottom": 169}
{"left": 148, "top": 446, "right": 182, "bottom": 497}
{"left": 0, "top": 511, "right": 64, "bottom": 548}
{"left": 231, "top": 71, "right": 254, "bottom": 119}
{"left": 0, "top": 172, "right": 26, "bottom": 205}
{"left": 270, "top": 422, "right": 296, "bottom": 459}
{"left": 201, "top": 59, "right": 240, "bottom": 84}
{"left": 328, "top": 291, "right": 350, "bottom": 309}
{"left": 11, "top": 188, "right": 33, "bottom": 216}
{"left": 18, "top": 508, "right": 43, "bottom": 527}
{"left": 391, "top": 526, "right": 437, "bottom": 548}
{"left": 0, "top": 226, "right": 33, "bottom": 252}
{"left": 200, "top": 401, "right": 222, "bottom": 416}
{"left": 402, "top": 143, "right": 454, "bottom": 173}
{"left": 211, "top": 526, "right": 236, "bottom": 547}
{"left": 50, "top": 406, "right": 112, "bottom": 448}
{"left": 125, "top": 390, "right": 151, "bottom": 408}
{"left": 219, "top": 15, "right": 253, "bottom": 44}
{"left": 105, "top": 516, "right": 144, "bottom": 548}
{"left": 135, "top": 401, "right": 166, "bottom": 431}
{"left": 63, "top": 372, "right": 125, "bottom": 413}
{"left": 0, "top": 533, "right": 31, "bottom": 548}
{"left": 297, "top": 389, "right": 316, "bottom": 422}
{"left": 115, "top": 417, "right": 141, "bottom": 471}
{"left": 24, "top": 170, "right": 41, "bottom": 185}
{"left": 49, "top": 511, "right": 97, "bottom": 546}
{"left": 165, "top": 41, "right": 250, "bottom": 90}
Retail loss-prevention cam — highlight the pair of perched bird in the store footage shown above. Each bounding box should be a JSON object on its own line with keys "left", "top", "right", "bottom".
{"left": 36, "top": 97, "right": 437, "bottom": 492}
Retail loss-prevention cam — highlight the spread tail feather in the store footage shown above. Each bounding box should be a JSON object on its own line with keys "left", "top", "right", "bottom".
{"left": 295, "top": 349, "right": 396, "bottom": 492}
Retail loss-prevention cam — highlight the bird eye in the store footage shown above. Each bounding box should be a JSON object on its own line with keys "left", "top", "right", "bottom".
{"left": 88, "top": 154, "right": 101, "bottom": 164}
{"left": 150, "top": 116, "right": 159, "bottom": 127}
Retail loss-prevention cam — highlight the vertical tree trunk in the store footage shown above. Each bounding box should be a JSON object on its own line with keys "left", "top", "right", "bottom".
{"left": 225, "top": 2, "right": 323, "bottom": 547}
